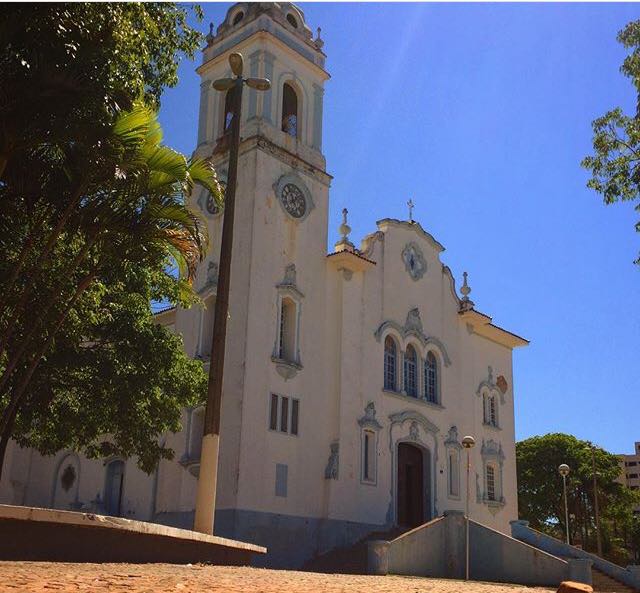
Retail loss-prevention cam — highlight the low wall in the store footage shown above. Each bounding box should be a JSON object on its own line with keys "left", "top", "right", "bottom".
{"left": 0, "top": 504, "right": 265, "bottom": 564}
{"left": 388, "top": 516, "right": 446, "bottom": 577}
{"left": 155, "top": 508, "right": 384, "bottom": 569}
{"left": 471, "top": 520, "right": 569, "bottom": 586}
{"left": 369, "top": 512, "right": 582, "bottom": 588}
{"left": 511, "top": 520, "right": 640, "bottom": 591}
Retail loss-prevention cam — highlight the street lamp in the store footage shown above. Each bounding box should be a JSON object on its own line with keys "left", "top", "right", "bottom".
{"left": 558, "top": 463, "right": 570, "bottom": 545}
{"left": 193, "top": 52, "right": 270, "bottom": 535}
{"left": 462, "top": 435, "right": 476, "bottom": 581}
{"left": 590, "top": 445, "right": 603, "bottom": 557}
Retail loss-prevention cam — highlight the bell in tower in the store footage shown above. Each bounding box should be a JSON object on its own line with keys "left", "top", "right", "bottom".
{"left": 195, "top": 2, "right": 329, "bottom": 173}
{"left": 184, "top": 3, "right": 334, "bottom": 537}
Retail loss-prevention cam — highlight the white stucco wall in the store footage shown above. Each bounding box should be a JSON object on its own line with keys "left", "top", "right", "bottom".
{"left": 0, "top": 2, "right": 527, "bottom": 561}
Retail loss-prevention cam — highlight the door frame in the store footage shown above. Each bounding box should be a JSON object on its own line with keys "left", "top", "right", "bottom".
{"left": 393, "top": 438, "right": 433, "bottom": 526}
{"left": 104, "top": 458, "right": 126, "bottom": 517}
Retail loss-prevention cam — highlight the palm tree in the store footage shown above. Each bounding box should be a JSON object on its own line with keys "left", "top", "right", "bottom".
{"left": 0, "top": 104, "right": 221, "bottom": 476}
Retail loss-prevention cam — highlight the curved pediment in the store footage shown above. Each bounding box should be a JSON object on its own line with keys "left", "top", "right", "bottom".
{"left": 376, "top": 218, "right": 445, "bottom": 254}
{"left": 389, "top": 409, "right": 439, "bottom": 435}
{"left": 475, "top": 366, "right": 505, "bottom": 403}
{"left": 374, "top": 309, "right": 452, "bottom": 367}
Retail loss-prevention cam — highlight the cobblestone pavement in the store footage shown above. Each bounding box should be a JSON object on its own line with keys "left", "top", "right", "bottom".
{"left": 0, "top": 563, "right": 557, "bottom": 593}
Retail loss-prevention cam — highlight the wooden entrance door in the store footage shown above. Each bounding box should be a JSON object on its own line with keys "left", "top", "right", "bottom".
{"left": 397, "top": 443, "right": 424, "bottom": 528}
{"left": 105, "top": 460, "right": 124, "bottom": 516}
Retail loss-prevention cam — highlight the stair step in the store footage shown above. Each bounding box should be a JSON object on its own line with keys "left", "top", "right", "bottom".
{"left": 302, "top": 526, "right": 408, "bottom": 574}
{"left": 591, "top": 567, "right": 637, "bottom": 593}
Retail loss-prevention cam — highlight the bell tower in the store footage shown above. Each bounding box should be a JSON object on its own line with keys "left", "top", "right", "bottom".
{"left": 192, "top": 3, "right": 331, "bottom": 273}
{"left": 195, "top": 3, "right": 329, "bottom": 170}
{"left": 184, "top": 3, "right": 334, "bottom": 522}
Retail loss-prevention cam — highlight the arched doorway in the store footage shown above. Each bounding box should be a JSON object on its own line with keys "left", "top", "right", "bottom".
{"left": 397, "top": 442, "right": 431, "bottom": 527}
{"left": 105, "top": 460, "right": 125, "bottom": 516}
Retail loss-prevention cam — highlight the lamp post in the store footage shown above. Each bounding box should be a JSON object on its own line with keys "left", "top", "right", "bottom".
{"left": 558, "top": 463, "right": 570, "bottom": 545}
{"left": 193, "top": 52, "right": 270, "bottom": 535}
{"left": 462, "top": 435, "right": 476, "bottom": 581}
{"left": 591, "top": 445, "right": 603, "bottom": 557}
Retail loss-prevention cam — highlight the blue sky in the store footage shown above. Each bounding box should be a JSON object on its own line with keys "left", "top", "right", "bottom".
{"left": 159, "top": 3, "right": 640, "bottom": 454}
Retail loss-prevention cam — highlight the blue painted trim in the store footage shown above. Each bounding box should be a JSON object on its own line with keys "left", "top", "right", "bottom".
{"left": 197, "top": 81, "right": 210, "bottom": 146}
{"left": 312, "top": 83, "right": 324, "bottom": 151}
{"left": 263, "top": 52, "right": 275, "bottom": 124}
{"left": 153, "top": 508, "right": 387, "bottom": 569}
{"left": 247, "top": 50, "right": 260, "bottom": 120}
{"left": 374, "top": 320, "right": 452, "bottom": 367}
{"left": 511, "top": 521, "right": 640, "bottom": 590}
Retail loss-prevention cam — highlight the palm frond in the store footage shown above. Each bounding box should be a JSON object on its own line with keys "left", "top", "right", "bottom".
{"left": 187, "top": 157, "right": 223, "bottom": 208}
{"left": 144, "top": 145, "right": 188, "bottom": 184}
{"left": 112, "top": 105, "right": 155, "bottom": 151}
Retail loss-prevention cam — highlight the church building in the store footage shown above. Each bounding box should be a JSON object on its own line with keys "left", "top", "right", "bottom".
{"left": 0, "top": 2, "right": 528, "bottom": 568}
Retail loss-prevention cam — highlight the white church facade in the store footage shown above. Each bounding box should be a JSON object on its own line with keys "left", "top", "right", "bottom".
{"left": 0, "top": 3, "right": 528, "bottom": 568}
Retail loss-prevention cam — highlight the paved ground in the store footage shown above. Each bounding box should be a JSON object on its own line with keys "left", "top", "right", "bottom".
{"left": 0, "top": 563, "right": 557, "bottom": 592}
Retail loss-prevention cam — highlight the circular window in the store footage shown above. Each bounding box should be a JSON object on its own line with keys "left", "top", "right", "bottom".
{"left": 232, "top": 11, "right": 244, "bottom": 26}
{"left": 286, "top": 14, "right": 298, "bottom": 28}
{"left": 206, "top": 193, "right": 220, "bottom": 215}
{"left": 280, "top": 183, "right": 306, "bottom": 218}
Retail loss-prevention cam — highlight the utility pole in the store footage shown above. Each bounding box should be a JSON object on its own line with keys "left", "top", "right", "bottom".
{"left": 558, "top": 463, "right": 570, "bottom": 545}
{"left": 462, "top": 435, "right": 476, "bottom": 581}
{"left": 193, "top": 52, "right": 270, "bottom": 535}
{"left": 591, "top": 445, "right": 603, "bottom": 557}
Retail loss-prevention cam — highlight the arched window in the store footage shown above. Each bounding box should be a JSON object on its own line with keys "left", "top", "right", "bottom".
{"left": 486, "top": 464, "right": 496, "bottom": 501}
{"left": 448, "top": 448, "right": 460, "bottom": 498}
{"left": 105, "top": 460, "right": 124, "bottom": 517}
{"left": 189, "top": 407, "right": 205, "bottom": 460}
{"left": 286, "top": 13, "right": 298, "bottom": 28}
{"left": 404, "top": 345, "right": 417, "bottom": 398}
{"left": 483, "top": 392, "right": 498, "bottom": 427}
{"left": 424, "top": 351, "right": 438, "bottom": 403}
{"left": 489, "top": 395, "right": 497, "bottom": 426}
{"left": 279, "top": 296, "right": 297, "bottom": 362}
{"left": 232, "top": 11, "right": 244, "bottom": 25}
{"left": 223, "top": 87, "right": 237, "bottom": 132}
{"left": 281, "top": 83, "right": 298, "bottom": 138}
{"left": 383, "top": 336, "right": 397, "bottom": 391}
{"left": 199, "top": 294, "right": 216, "bottom": 358}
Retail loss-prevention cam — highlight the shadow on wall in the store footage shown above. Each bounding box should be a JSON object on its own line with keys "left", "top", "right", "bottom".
{"left": 154, "top": 508, "right": 385, "bottom": 569}
{"left": 511, "top": 519, "right": 640, "bottom": 591}
{"left": 368, "top": 511, "right": 592, "bottom": 588}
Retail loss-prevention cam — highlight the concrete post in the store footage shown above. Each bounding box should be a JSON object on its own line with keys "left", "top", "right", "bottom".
{"left": 367, "top": 540, "right": 390, "bottom": 575}
{"left": 567, "top": 559, "right": 593, "bottom": 585}
{"left": 626, "top": 565, "right": 640, "bottom": 586}
{"left": 509, "top": 519, "right": 530, "bottom": 540}
{"left": 443, "top": 511, "right": 465, "bottom": 579}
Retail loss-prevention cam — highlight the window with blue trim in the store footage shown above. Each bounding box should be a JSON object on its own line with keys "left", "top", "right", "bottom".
{"left": 404, "top": 345, "right": 417, "bottom": 398}
{"left": 384, "top": 336, "right": 397, "bottom": 391}
{"left": 424, "top": 351, "right": 438, "bottom": 403}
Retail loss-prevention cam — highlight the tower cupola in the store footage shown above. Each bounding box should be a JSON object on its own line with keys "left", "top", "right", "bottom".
{"left": 196, "top": 2, "right": 329, "bottom": 172}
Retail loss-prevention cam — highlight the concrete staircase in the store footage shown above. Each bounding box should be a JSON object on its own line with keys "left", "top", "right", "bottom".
{"left": 592, "top": 567, "right": 637, "bottom": 593}
{"left": 302, "top": 527, "right": 407, "bottom": 574}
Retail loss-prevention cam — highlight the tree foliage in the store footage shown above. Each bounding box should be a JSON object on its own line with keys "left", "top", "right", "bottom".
{"left": 517, "top": 434, "right": 640, "bottom": 563}
{"left": 0, "top": 4, "right": 221, "bottom": 476}
{"left": 582, "top": 20, "right": 640, "bottom": 264}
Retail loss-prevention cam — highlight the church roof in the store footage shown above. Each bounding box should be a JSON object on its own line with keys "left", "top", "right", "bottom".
{"left": 208, "top": 3, "right": 324, "bottom": 56}
{"left": 376, "top": 218, "right": 446, "bottom": 253}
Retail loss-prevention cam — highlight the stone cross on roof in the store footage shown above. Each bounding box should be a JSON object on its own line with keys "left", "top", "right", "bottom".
{"left": 407, "top": 199, "right": 415, "bottom": 223}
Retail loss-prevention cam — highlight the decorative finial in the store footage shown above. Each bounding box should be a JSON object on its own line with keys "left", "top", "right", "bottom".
{"left": 335, "top": 207, "right": 354, "bottom": 252}
{"left": 407, "top": 199, "right": 415, "bottom": 223}
{"left": 314, "top": 26, "right": 324, "bottom": 50}
{"left": 460, "top": 271, "right": 475, "bottom": 311}
{"left": 206, "top": 22, "right": 215, "bottom": 44}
